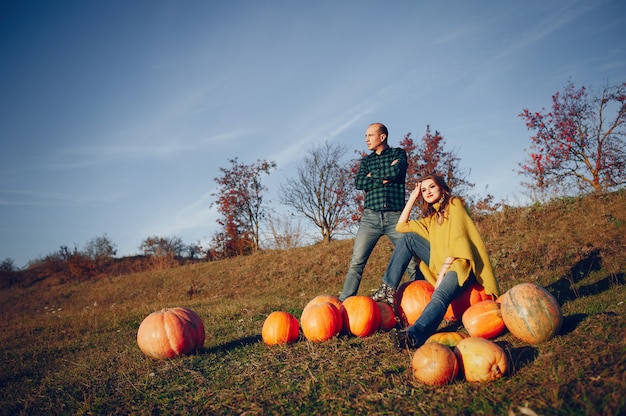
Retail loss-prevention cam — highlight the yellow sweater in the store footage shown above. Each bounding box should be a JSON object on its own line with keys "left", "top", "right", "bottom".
{"left": 396, "top": 197, "right": 499, "bottom": 297}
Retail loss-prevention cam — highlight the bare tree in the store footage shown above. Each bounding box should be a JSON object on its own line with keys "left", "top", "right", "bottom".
{"left": 85, "top": 234, "right": 117, "bottom": 268}
{"left": 280, "top": 141, "right": 356, "bottom": 243}
{"left": 0, "top": 258, "right": 19, "bottom": 288}
{"left": 140, "top": 235, "right": 184, "bottom": 257}
{"left": 85, "top": 234, "right": 116, "bottom": 259}
{"left": 263, "top": 213, "right": 304, "bottom": 250}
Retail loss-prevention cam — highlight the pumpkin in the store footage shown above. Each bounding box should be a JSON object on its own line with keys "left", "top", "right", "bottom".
{"left": 377, "top": 301, "right": 397, "bottom": 332}
{"left": 412, "top": 342, "right": 459, "bottom": 386}
{"left": 262, "top": 311, "right": 300, "bottom": 346}
{"left": 499, "top": 283, "right": 563, "bottom": 344}
{"left": 340, "top": 296, "right": 381, "bottom": 337}
{"left": 396, "top": 280, "right": 434, "bottom": 327}
{"left": 425, "top": 331, "right": 468, "bottom": 348}
{"left": 300, "top": 302, "right": 342, "bottom": 342}
{"left": 454, "top": 337, "right": 508, "bottom": 382}
{"left": 137, "top": 307, "right": 205, "bottom": 359}
{"left": 302, "top": 294, "right": 342, "bottom": 317}
{"left": 461, "top": 300, "right": 506, "bottom": 339}
{"left": 444, "top": 282, "right": 493, "bottom": 321}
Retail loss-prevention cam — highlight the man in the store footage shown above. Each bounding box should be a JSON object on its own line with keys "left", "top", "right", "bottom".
{"left": 339, "top": 123, "right": 417, "bottom": 302}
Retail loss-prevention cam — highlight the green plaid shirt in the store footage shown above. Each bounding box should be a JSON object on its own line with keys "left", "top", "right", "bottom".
{"left": 355, "top": 146, "right": 408, "bottom": 211}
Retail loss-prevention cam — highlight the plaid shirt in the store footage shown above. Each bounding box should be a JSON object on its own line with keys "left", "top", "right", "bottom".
{"left": 355, "top": 146, "right": 408, "bottom": 211}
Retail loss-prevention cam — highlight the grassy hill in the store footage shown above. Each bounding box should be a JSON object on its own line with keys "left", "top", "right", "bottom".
{"left": 1, "top": 191, "right": 625, "bottom": 415}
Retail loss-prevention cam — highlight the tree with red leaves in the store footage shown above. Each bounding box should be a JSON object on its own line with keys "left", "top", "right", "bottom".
{"left": 399, "top": 126, "right": 473, "bottom": 199}
{"left": 519, "top": 80, "right": 626, "bottom": 200}
{"left": 211, "top": 158, "right": 276, "bottom": 258}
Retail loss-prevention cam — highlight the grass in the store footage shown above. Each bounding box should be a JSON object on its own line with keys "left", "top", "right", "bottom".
{"left": 1, "top": 190, "right": 625, "bottom": 415}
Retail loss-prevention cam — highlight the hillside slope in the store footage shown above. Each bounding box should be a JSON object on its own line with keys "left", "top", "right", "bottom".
{"left": 0, "top": 190, "right": 624, "bottom": 415}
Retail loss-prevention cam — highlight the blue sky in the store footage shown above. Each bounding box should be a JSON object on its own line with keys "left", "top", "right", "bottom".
{"left": 1, "top": 0, "right": 625, "bottom": 267}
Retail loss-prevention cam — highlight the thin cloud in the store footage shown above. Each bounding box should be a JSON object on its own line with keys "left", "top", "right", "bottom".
{"left": 0, "top": 189, "right": 123, "bottom": 207}
{"left": 431, "top": 23, "right": 486, "bottom": 46}
{"left": 45, "top": 129, "right": 246, "bottom": 170}
{"left": 500, "top": 1, "right": 606, "bottom": 58}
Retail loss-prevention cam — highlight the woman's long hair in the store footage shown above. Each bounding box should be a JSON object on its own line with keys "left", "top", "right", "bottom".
{"left": 417, "top": 174, "right": 454, "bottom": 224}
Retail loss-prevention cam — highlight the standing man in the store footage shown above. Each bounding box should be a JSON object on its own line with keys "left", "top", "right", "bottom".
{"left": 339, "top": 123, "right": 417, "bottom": 302}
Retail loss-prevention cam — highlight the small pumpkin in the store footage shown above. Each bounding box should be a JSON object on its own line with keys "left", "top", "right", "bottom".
{"left": 301, "top": 302, "right": 342, "bottom": 342}
{"left": 500, "top": 283, "right": 563, "bottom": 344}
{"left": 137, "top": 307, "right": 205, "bottom": 359}
{"left": 377, "top": 301, "right": 397, "bottom": 332}
{"left": 412, "top": 342, "right": 459, "bottom": 386}
{"left": 396, "top": 280, "right": 434, "bottom": 327}
{"left": 462, "top": 300, "right": 506, "bottom": 339}
{"left": 425, "top": 331, "right": 468, "bottom": 348}
{"left": 340, "top": 296, "right": 381, "bottom": 337}
{"left": 262, "top": 311, "right": 300, "bottom": 346}
{"left": 454, "top": 337, "right": 508, "bottom": 382}
{"left": 444, "top": 282, "right": 493, "bottom": 321}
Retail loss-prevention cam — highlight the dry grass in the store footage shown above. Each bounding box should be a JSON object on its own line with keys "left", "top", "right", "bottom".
{"left": 1, "top": 190, "right": 625, "bottom": 415}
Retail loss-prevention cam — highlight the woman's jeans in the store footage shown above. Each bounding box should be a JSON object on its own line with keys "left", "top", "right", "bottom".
{"left": 382, "top": 232, "right": 476, "bottom": 345}
{"left": 339, "top": 209, "right": 418, "bottom": 301}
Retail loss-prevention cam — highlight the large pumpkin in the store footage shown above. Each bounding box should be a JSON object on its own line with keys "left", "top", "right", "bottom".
{"left": 302, "top": 294, "right": 342, "bottom": 317}
{"left": 377, "top": 301, "right": 397, "bottom": 332}
{"left": 499, "top": 283, "right": 563, "bottom": 344}
{"left": 454, "top": 337, "right": 508, "bottom": 382}
{"left": 425, "top": 331, "right": 468, "bottom": 348}
{"left": 137, "top": 307, "right": 205, "bottom": 359}
{"left": 461, "top": 300, "right": 506, "bottom": 339}
{"left": 262, "top": 311, "right": 300, "bottom": 346}
{"left": 396, "top": 280, "right": 434, "bottom": 327}
{"left": 301, "top": 302, "right": 342, "bottom": 342}
{"left": 412, "top": 342, "right": 458, "bottom": 386}
{"left": 340, "top": 296, "right": 381, "bottom": 337}
{"left": 444, "top": 282, "right": 493, "bottom": 321}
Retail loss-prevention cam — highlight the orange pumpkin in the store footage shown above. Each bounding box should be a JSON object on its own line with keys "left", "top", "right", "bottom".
{"left": 396, "top": 280, "right": 434, "bottom": 327}
{"left": 340, "top": 296, "right": 381, "bottom": 337}
{"left": 262, "top": 311, "right": 300, "bottom": 346}
{"left": 462, "top": 300, "right": 506, "bottom": 339}
{"left": 444, "top": 282, "right": 493, "bottom": 321}
{"left": 377, "top": 301, "right": 397, "bottom": 332}
{"left": 425, "top": 331, "right": 468, "bottom": 348}
{"left": 412, "top": 342, "right": 458, "bottom": 386}
{"left": 300, "top": 302, "right": 342, "bottom": 342}
{"left": 137, "top": 307, "right": 205, "bottom": 359}
{"left": 500, "top": 283, "right": 563, "bottom": 344}
{"left": 302, "top": 294, "right": 342, "bottom": 317}
{"left": 454, "top": 337, "right": 508, "bottom": 382}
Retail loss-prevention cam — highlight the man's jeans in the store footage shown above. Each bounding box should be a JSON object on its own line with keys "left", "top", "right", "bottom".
{"left": 339, "top": 209, "right": 418, "bottom": 301}
{"left": 381, "top": 232, "right": 476, "bottom": 344}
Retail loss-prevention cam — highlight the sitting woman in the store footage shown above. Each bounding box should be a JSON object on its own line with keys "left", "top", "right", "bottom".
{"left": 371, "top": 173, "right": 499, "bottom": 348}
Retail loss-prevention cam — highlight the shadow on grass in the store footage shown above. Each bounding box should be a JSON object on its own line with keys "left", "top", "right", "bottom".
{"left": 545, "top": 249, "right": 624, "bottom": 304}
{"left": 496, "top": 341, "right": 539, "bottom": 376}
{"left": 558, "top": 313, "right": 588, "bottom": 336}
{"left": 203, "top": 334, "right": 262, "bottom": 354}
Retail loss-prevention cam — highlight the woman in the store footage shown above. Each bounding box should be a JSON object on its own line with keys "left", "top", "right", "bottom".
{"left": 371, "top": 174, "right": 499, "bottom": 348}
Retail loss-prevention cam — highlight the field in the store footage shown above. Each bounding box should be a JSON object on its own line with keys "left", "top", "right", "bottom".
{"left": 1, "top": 191, "right": 625, "bottom": 415}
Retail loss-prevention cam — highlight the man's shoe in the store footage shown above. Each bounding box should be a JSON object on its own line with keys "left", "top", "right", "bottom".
{"left": 390, "top": 328, "right": 418, "bottom": 350}
{"left": 371, "top": 283, "right": 396, "bottom": 304}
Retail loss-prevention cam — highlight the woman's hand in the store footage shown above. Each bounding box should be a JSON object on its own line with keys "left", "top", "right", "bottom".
{"left": 410, "top": 183, "right": 421, "bottom": 201}
{"left": 398, "top": 183, "right": 422, "bottom": 224}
